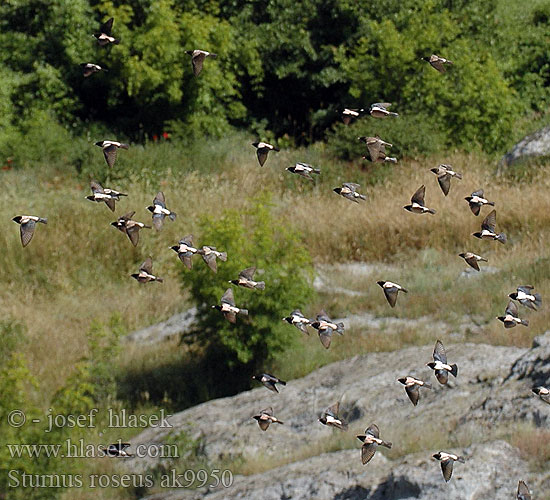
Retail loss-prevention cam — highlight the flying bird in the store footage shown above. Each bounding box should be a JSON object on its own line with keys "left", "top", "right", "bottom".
{"left": 369, "top": 102, "right": 398, "bottom": 118}
{"left": 397, "top": 376, "right": 432, "bottom": 406}
{"left": 197, "top": 245, "right": 227, "bottom": 273}
{"left": 356, "top": 424, "right": 392, "bottom": 465}
{"left": 310, "top": 310, "right": 344, "bottom": 349}
{"left": 508, "top": 285, "right": 542, "bottom": 311}
{"left": 252, "top": 142, "right": 279, "bottom": 166}
{"left": 94, "top": 17, "right": 120, "bottom": 46}
{"left": 100, "top": 442, "right": 132, "bottom": 458}
{"left": 252, "top": 373, "right": 286, "bottom": 393}
{"left": 532, "top": 386, "right": 550, "bottom": 405}
{"left": 95, "top": 140, "right": 129, "bottom": 168}
{"left": 517, "top": 480, "right": 531, "bottom": 500}
{"left": 333, "top": 182, "right": 366, "bottom": 203}
{"left": 229, "top": 267, "right": 265, "bottom": 290}
{"left": 131, "top": 257, "right": 163, "bottom": 283}
{"left": 12, "top": 215, "right": 47, "bottom": 247}
{"left": 359, "top": 136, "right": 397, "bottom": 163}
{"left": 458, "top": 252, "right": 487, "bottom": 272}
{"left": 465, "top": 189, "right": 494, "bottom": 216}
{"left": 80, "top": 63, "right": 107, "bottom": 77}
{"left": 319, "top": 402, "right": 348, "bottom": 431}
{"left": 111, "top": 211, "right": 151, "bottom": 247}
{"left": 432, "top": 451, "right": 464, "bottom": 482}
{"left": 185, "top": 50, "right": 217, "bottom": 76}
{"left": 422, "top": 54, "right": 453, "bottom": 73}
{"left": 377, "top": 281, "right": 408, "bottom": 308}
{"left": 146, "top": 191, "right": 176, "bottom": 231}
{"left": 170, "top": 235, "right": 198, "bottom": 270}
{"left": 430, "top": 164, "right": 462, "bottom": 196}
{"left": 282, "top": 310, "right": 310, "bottom": 334}
{"left": 86, "top": 180, "right": 126, "bottom": 212}
{"left": 426, "top": 340, "right": 458, "bottom": 385}
{"left": 472, "top": 210, "right": 506, "bottom": 243}
{"left": 497, "top": 300, "right": 528, "bottom": 328}
{"left": 341, "top": 108, "right": 364, "bottom": 125}
{"left": 403, "top": 185, "right": 436, "bottom": 214}
{"left": 252, "top": 407, "right": 283, "bottom": 431}
{"left": 286, "top": 162, "right": 320, "bottom": 181}
{"left": 212, "top": 288, "right": 248, "bottom": 323}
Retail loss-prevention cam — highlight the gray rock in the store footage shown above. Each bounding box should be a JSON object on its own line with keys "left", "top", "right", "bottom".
{"left": 124, "top": 308, "right": 197, "bottom": 344}
{"left": 500, "top": 125, "right": 550, "bottom": 167}
{"left": 140, "top": 441, "right": 532, "bottom": 500}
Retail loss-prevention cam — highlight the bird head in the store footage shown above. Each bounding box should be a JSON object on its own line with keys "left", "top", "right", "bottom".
{"left": 376, "top": 281, "right": 385, "bottom": 287}
{"left": 228, "top": 280, "right": 239, "bottom": 286}
{"left": 472, "top": 232, "right": 482, "bottom": 239}
{"left": 94, "top": 141, "right": 103, "bottom": 146}
{"left": 464, "top": 196, "right": 472, "bottom": 202}
{"left": 432, "top": 452, "right": 441, "bottom": 460}
{"left": 170, "top": 245, "right": 179, "bottom": 252}
{"left": 318, "top": 417, "right": 327, "bottom": 425}
{"left": 333, "top": 188, "right": 342, "bottom": 194}
{"left": 403, "top": 205, "right": 413, "bottom": 212}
{"left": 426, "top": 362, "right": 436, "bottom": 369}
{"left": 146, "top": 205, "right": 154, "bottom": 213}
{"left": 397, "top": 377, "right": 407, "bottom": 385}
{"left": 458, "top": 253, "right": 466, "bottom": 258}
{"left": 508, "top": 293, "right": 518, "bottom": 300}
{"left": 12, "top": 216, "right": 22, "bottom": 223}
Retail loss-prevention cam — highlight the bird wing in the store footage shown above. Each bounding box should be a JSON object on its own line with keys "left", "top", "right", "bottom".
{"left": 256, "top": 148, "right": 268, "bottom": 167}
{"left": 361, "top": 443, "right": 377, "bottom": 464}
{"left": 103, "top": 144, "right": 117, "bottom": 168}
{"left": 90, "top": 180, "right": 104, "bottom": 193}
{"left": 430, "top": 59, "right": 446, "bottom": 73}
{"left": 153, "top": 213, "right": 165, "bottom": 231}
{"left": 405, "top": 385, "right": 420, "bottom": 406}
{"left": 383, "top": 286, "right": 398, "bottom": 308}
{"left": 202, "top": 253, "right": 218, "bottom": 272}
{"left": 104, "top": 197, "right": 116, "bottom": 212}
{"left": 140, "top": 257, "right": 153, "bottom": 274}
{"left": 257, "top": 419, "right": 270, "bottom": 431}
{"left": 517, "top": 285, "right": 534, "bottom": 294}
{"left": 221, "top": 288, "right": 235, "bottom": 306}
{"left": 239, "top": 267, "right": 256, "bottom": 280}
{"left": 481, "top": 210, "right": 497, "bottom": 232}
{"left": 505, "top": 300, "right": 518, "bottom": 317}
{"left": 411, "top": 185, "right": 426, "bottom": 205}
{"left": 342, "top": 115, "right": 352, "bottom": 125}
{"left": 120, "top": 211, "right": 135, "bottom": 221}
{"left": 316, "top": 309, "right": 330, "bottom": 322}
{"left": 179, "top": 254, "right": 192, "bottom": 270}
{"left": 191, "top": 52, "right": 206, "bottom": 76}
{"left": 441, "top": 459, "right": 454, "bottom": 482}
{"left": 154, "top": 191, "right": 166, "bottom": 206}
{"left": 20, "top": 220, "right": 36, "bottom": 247}
{"left": 326, "top": 402, "right": 340, "bottom": 418}
{"left": 180, "top": 234, "right": 194, "bottom": 246}
{"left": 469, "top": 202, "right": 481, "bottom": 216}
{"left": 126, "top": 226, "right": 140, "bottom": 246}
{"left": 517, "top": 480, "right": 531, "bottom": 500}
{"left": 374, "top": 102, "right": 391, "bottom": 109}
{"left": 433, "top": 340, "right": 447, "bottom": 363}
{"left": 437, "top": 173, "right": 451, "bottom": 196}
{"left": 366, "top": 141, "right": 382, "bottom": 162}
{"left": 342, "top": 182, "right": 360, "bottom": 191}
{"left": 261, "top": 407, "right": 273, "bottom": 416}
{"left": 471, "top": 189, "right": 484, "bottom": 198}
{"left": 100, "top": 17, "right": 114, "bottom": 35}
{"left": 224, "top": 311, "right": 237, "bottom": 323}
{"left": 318, "top": 330, "right": 332, "bottom": 349}
{"left": 464, "top": 255, "right": 480, "bottom": 271}
{"left": 366, "top": 424, "right": 380, "bottom": 438}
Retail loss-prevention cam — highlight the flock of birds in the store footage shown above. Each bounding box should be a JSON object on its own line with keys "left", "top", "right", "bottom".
{"left": 9, "top": 16, "right": 545, "bottom": 496}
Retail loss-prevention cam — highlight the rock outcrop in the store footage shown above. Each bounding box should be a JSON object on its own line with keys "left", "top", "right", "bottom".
{"left": 500, "top": 125, "right": 550, "bottom": 167}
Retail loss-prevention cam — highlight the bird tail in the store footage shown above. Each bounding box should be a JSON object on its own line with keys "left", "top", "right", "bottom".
{"left": 388, "top": 112, "right": 399, "bottom": 117}
{"left": 279, "top": 380, "right": 287, "bottom": 386}
{"left": 521, "top": 319, "right": 529, "bottom": 327}
{"left": 450, "top": 364, "right": 458, "bottom": 378}
{"left": 480, "top": 257, "right": 488, "bottom": 262}
{"left": 119, "top": 192, "right": 128, "bottom": 196}
{"left": 401, "top": 288, "right": 409, "bottom": 293}
{"left": 313, "top": 168, "right": 321, "bottom": 174}
{"left": 219, "top": 252, "right": 228, "bottom": 262}
{"left": 275, "top": 419, "right": 284, "bottom": 425}
{"left": 255, "top": 281, "right": 266, "bottom": 290}
{"left": 239, "top": 309, "right": 248, "bottom": 316}
{"left": 38, "top": 218, "right": 48, "bottom": 224}
{"left": 169, "top": 212, "right": 177, "bottom": 221}
{"left": 454, "top": 172, "right": 463, "bottom": 180}
{"left": 423, "top": 382, "right": 432, "bottom": 389}
{"left": 381, "top": 441, "right": 392, "bottom": 449}
{"left": 488, "top": 201, "right": 495, "bottom": 206}
{"left": 143, "top": 224, "right": 152, "bottom": 229}
{"left": 385, "top": 157, "right": 398, "bottom": 163}
{"left": 359, "top": 194, "right": 367, "bottom": 201}
{"left": 338, "top": 421, "right": 349, "bottom": 431}
{"left": 496, "top": 233, "right": 507, "bottom": 244}
{"left": 120, "top": 143, "right": 129, "bottom": 149}
{"left": 113, "top": 39, "right": 120, "bottom": 45}
{"left": 336, "top": 322, "right": 345, "bottom": 335}
{"left": 428, "top": 208, "right": 436, "bottom": 215}
{"left": 156, "top": 277, "right": 164, "bottom": 283}
{"left": 456, "top": 456, "right": 465, "bottom": 463}
{"left": 533, "top": 293, "right": 542, "bottom": 308}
